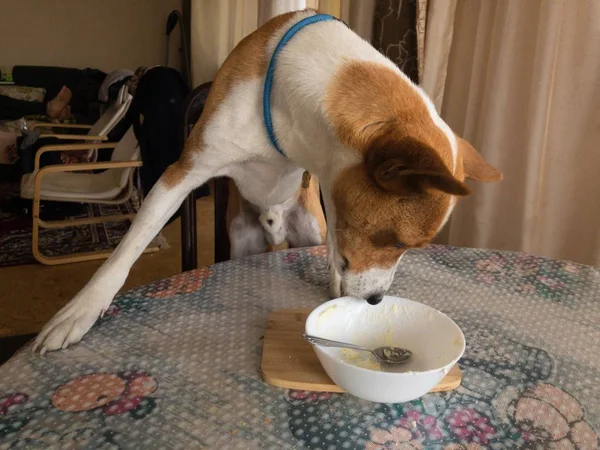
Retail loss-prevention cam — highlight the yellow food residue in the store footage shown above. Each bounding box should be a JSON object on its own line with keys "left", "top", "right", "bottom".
{"left": 339, "top": 348, "right": 382, "bottom": 371}
{"left": 318, "top": 304, "right": 338, "bottom": 325}
{"left": 384, "top": 327, "right": 395, "bottom": 347}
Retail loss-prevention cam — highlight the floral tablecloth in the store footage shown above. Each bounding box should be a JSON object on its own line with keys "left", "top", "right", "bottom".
{"left": 1, "top": 246, "right": 599, "bottom": 449}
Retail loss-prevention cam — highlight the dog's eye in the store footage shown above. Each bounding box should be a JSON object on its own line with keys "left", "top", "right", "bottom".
{"left": 394, "top": 243, "right": 406, "bottom": 249}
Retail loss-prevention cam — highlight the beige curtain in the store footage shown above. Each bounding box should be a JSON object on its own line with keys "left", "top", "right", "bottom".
{"left": 338, "top": 0, "right": 375, "bottom": 41}
{"left": 425, "top": 0, "right": 600, "bottom": 267}
{"left": 419, "top": 0, "right": 457, "bottom": 110}
{"left": 190, "top": 0, "right": 374, "bottom": 86}
{"left": 416, "top": 0, "right": 428, "bottom": 83}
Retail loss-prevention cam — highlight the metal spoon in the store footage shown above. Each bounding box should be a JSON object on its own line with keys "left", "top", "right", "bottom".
{"left": 302, "top": 333, "right": 412, "bottom": 365}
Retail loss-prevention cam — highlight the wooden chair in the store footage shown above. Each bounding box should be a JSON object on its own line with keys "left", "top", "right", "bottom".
{"left": 19, "top": 126, "right": 159, "bottom": 265}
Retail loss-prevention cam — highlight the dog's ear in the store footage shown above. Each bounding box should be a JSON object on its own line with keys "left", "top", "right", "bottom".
{"left": 457, "top": 136, "right": 503, "bottom": 182}
{"left": 366, "top": 136, "right": 471, "bottom": 196}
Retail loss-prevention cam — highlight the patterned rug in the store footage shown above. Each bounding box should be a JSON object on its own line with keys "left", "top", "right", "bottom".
{"left": 0, "top": 181, "right": 157, "bottom": 267}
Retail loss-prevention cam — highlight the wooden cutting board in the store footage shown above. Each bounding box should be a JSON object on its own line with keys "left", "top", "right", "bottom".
{"left": 261, "top": 308, "right": 462, "bottom": 393}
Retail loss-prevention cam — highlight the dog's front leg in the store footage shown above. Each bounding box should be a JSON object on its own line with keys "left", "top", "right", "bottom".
{"left": 33, "top": 163, "right": 205, "bottom": 354}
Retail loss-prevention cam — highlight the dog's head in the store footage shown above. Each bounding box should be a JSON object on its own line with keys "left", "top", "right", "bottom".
{"left": 324, "top": 61, "right": 502, "bottom": 303}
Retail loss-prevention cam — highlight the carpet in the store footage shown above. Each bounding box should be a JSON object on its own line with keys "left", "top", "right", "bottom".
{"left": 0, "top": 180, "right": 156, "bottom": 267}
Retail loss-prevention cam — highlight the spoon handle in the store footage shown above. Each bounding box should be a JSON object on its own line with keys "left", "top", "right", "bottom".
{"left": 302, "top": 334, "right": 370, "bottom": 353}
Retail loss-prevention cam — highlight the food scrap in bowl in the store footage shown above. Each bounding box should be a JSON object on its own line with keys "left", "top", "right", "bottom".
{"left": 339, "top": 348, "right": 381, "bottom": 371}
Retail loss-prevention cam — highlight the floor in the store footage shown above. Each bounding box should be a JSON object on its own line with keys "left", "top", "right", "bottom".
{"left": 0, "top": 195, "right": 215, "bottom": 338}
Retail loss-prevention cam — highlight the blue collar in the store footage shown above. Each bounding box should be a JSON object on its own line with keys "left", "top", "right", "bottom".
{"left": 263, "top": 13, "right": 338, "bottom": 157}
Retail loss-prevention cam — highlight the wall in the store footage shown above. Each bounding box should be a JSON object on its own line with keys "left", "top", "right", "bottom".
{"left": 0, "top": 0, "right": 183, "bottom": 74}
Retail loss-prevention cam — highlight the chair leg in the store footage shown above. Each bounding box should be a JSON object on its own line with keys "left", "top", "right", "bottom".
{"left": 33, "top": 244, "right": 159, "bottom": 266}
{"left": 32, "top": 200, "right": 159, "bottom": 266}
{"left": 32, "top": 210, "right": 45, "bottom": 264}
{"left": 213, "top": 178, "right": 230, "bottom": 264}
{"left": 180, "top": 191, "right": 198, "bottom": 271}
{"left": 39, "top": 214, "right": 136, "bottom": 229}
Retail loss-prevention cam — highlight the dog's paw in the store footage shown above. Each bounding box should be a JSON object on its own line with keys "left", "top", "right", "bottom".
{"left": 33, "top": 290, "right": 113, "bottom": 354}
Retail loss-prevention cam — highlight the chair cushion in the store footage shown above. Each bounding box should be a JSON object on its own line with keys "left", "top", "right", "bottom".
{"left": 20, "top": 170, "right": 125, "bottom": 201}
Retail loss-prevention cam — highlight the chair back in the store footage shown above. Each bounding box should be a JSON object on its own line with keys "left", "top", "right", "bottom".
{"left": 109, "top": 126, "right": 140, "bottom": 192}
{"left": 89, "top": 85, "right": 132, "bottom": 137}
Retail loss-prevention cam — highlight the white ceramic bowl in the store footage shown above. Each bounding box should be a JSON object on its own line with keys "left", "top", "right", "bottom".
{"left": 305, "top": 296, "right": 465, "bottom": 403}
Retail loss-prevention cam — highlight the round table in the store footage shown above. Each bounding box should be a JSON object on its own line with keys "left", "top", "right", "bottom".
{"left": 1, "top": 246, "right": 599, "bottom": 449}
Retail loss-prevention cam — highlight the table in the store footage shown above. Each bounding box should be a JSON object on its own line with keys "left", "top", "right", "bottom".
{"left": 1, "top": 246, "right": 599, "bottom": 449}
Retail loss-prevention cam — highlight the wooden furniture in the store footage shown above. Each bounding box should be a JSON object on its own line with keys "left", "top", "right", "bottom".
{"left": 19, "top": 127, "right": 158, "bottom": 265}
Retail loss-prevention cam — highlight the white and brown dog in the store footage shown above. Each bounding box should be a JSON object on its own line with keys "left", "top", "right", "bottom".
{"left": 34, "top": 10, "right": 501, "bottom": 353}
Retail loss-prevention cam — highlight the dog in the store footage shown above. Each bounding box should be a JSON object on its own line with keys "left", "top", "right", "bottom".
{"left": 34, "top": 9, "right": 501, "bottom": 353}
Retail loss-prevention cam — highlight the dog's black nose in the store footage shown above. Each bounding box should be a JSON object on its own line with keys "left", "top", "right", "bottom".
{"left": 366, "top": 293, "right": 384, "bottom": 305}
